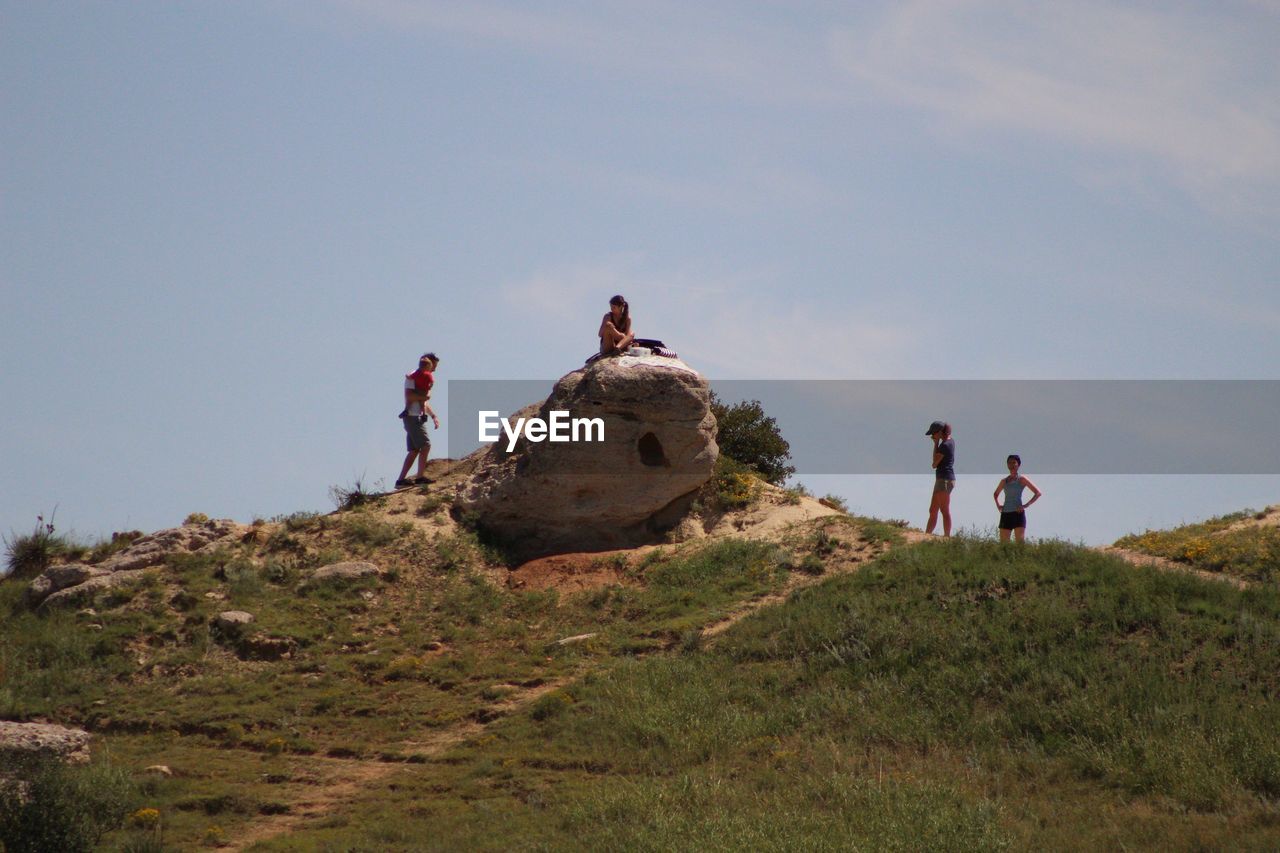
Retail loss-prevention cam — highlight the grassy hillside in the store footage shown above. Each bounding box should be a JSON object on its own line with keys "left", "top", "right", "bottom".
{"left": 3, "top": 492, "right": 1280, "bottom": 850}
{"left": 1115, "top": 506, "right": 1280, "bottom": 583}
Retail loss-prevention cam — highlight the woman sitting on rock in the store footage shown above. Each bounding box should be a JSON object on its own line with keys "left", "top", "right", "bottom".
{"left": 599, "top": 294, "right": 635, "bottom": 356}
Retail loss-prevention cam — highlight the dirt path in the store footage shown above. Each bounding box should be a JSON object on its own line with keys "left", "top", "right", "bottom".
{"left": 229, "top": 675, "right": 574, "bottom": 850}
{"left": 1098, "top": 546, "right": 1252, "bottom": 589}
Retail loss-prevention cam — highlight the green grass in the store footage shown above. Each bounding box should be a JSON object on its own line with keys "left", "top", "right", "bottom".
{"left": 8, "top": 517, "right": 1280, "bottom": 850}
{"left": 1116, "top": 509, "right": 1280, "bottom": 582}
{"left": 424, "top": 539, "right": 1280, "bottom": 849}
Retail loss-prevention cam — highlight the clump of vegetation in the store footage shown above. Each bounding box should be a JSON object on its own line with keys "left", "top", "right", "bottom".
{"left": 0, "top": 756, "right": 138, "bottom": 852}
{"left": 340, "top": 514, "right": 407, "bottom": 549}
{"left": 707, "top": 456, "right": 763, "bottom": 511}
{"left": 855, "top": 517, "right": 907, "bottom": 547}
{"left": 184, "top": 512, "right": 210, "bottom": 526}
{"left": 434, "top": 533, "right": 481, "bottom": 573}
{"left": 87, "top": 530, "right": 143, "bottom": 564}
{"left": 708, "top": 393, "right": 795, "bottom": 485}
{"left": 3, "top": 513, "right": 66, "bottom": 580}
{"left": 329, "top": 476, "right": 381, "bottom": 511}
{"left": 779, "top": 482, "right": 810, "bottom": 505}
{"left": 271, "top": 511, "right": 321, "bottom": 532}
{"left": 818, "top": 493, "right": 849, "bottom": 513}
{"left": 808, "top": 527, "right": 839, "bottom": 557}
{"left": 416, "top": 495, "right": 450, "bottom": 518}
{"left": 1116, "top": 509, "right": 1280, "bottom": 582}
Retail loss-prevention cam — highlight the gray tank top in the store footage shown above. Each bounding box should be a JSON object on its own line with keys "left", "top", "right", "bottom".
{"left": 1002, "top": 476, "right": 1026, "bottom": 511}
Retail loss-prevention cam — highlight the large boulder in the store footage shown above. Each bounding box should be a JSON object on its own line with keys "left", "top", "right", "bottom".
{"left": 0, "top": 721, "right": 92, "bottom": 766}
{"left": 456, "top": 356, "right": 718, "bottom": 557}
{"left": 302, "top": 561, "right": 381, "bottom": 588}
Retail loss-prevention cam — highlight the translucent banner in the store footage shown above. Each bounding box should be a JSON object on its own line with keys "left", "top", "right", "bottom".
{"left": 446, "top": 380, "right": 1280, "bottom": 475}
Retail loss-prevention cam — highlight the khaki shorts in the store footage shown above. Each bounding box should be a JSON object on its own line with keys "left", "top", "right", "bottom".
{"left": 403, "top": 415, "right": 430, "bottom": 452}
{"left": 933, "top": 479, "right": 955, "bottom": 494}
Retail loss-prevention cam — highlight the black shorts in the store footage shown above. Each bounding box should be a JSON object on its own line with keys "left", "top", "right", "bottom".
{"left": 999, "top": 511, "right": 1026, "bottom": 530}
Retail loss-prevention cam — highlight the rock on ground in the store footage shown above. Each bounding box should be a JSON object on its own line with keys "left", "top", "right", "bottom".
{"left": 0, "top": 721, "right": 92, "bottom": 766}
{"left": 456, "top": 357, "right": 717, "bottom": 557}
{"left": 211, "top": 611, "right": 256, "bottom": 635}
{"left": 304, "top": 561, "right": 381, "bottom": 586}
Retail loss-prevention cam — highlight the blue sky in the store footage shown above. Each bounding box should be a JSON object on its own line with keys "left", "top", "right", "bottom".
{"left": 4, "top": 0, "right": 1279, "bottom": 547}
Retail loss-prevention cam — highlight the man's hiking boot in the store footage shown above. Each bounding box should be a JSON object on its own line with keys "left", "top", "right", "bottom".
{"left": 413, "top": 476, "right": 431, "bottom": 485}
{"left": 394, "top": 478, "right": 413, "bottom": 488}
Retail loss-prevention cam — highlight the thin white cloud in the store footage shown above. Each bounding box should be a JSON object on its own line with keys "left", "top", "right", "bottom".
{"left": 325, "top": 0, "right": 1280, "bottom": 217}
{"left": 830, "top": 0, "right": 1280, "bottom": 215}
{"left": 326, "top": 0, "right": 827, "bottom": 100}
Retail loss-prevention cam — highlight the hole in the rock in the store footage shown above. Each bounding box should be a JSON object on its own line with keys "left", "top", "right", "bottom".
{"left": 637, "top": 432, "right": 667, "bottom": 467}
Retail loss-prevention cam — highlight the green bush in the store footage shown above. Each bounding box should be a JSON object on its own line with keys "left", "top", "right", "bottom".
{"left": 708, "top": 456, "right": 763, "bottom": 511}
{"left": 708, "top": 393, "right": 795, "bottom": 485}
{"left": 0, "top": 756, "right": 137, "bottom": 852}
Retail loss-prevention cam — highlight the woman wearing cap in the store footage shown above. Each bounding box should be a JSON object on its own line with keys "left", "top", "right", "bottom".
{"left": 993, "top": 454, "right": 1041, "bottom": 543}
{"left": 599, "top": 294, "right": 634, "bottom": 356}
{"left": 926, "top": 421, "right": 955, "bottom": 536}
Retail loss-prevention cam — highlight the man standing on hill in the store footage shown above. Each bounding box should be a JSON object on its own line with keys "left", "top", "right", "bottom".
{"left": 397, "top": 353, "right": 440, "bottom": 488}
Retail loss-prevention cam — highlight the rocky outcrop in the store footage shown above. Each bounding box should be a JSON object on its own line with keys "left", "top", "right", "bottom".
{"left": 26, "top": 518, "right": 247, "bottom": 610}
{"left": 0, "top": 721, "right": 92, "bottom": 766}
{"left": 24, "top": 563, "right": 107, "bottom": 607}
{"left": 38, "top": 569, "right": 151, "bottom": 611}
{"left": 303, "top": 561, "right": 381, "bottom": 587}
{"left": 456, "top": 356, "right": 717, "bottom": 557}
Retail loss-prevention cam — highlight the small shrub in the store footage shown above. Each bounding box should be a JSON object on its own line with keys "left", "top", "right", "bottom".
{"left": 4, "top": 514, "right": 65, "bottom": 580}
{"left": 0, "top": 755, "right": 137, "bottom": 852}
{"left": 530, "top": 691, "right": 573, "bottom": 722}
{"left": 810, "top": 528, "right": 838, "bottom": 556}
{"left": 818, "top": 493, "right": 849, "bottom": 513}
{"left": 416, "top": 495, "right": 448, "bottom": 518}
{"left": 709, "top": 457, "right": 762, "bottom": 511}
{"left": 384, "top": 655, "right": 424, "bottom": 681}
{"left": 262, "top": 560, "right": 295, "bottom": 585}
{"left": 265, "top": 528, "right": 306, "bottom": 555}
{"left": 435, "top": 534, "right": 479, "bottom": 573}
{"left": 330, "top": 476, "right": 380, "bottom": 511}
{"left": 799, "top": 554, "right": 826, "bottom": 575}
{"left": 184, "top": 512, "right": 210, "bottom": 526}
{"left": 224, "top": 560, "right": 264, "bottom": 601}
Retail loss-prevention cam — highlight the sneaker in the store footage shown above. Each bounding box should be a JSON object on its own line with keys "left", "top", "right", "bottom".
{"left": 394, "top": 478, "right": 413, "bottom": 488}
{"left": 413, "top": 476, "right": 431, "bottom": 485}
